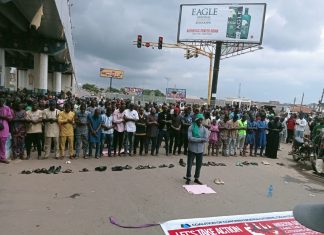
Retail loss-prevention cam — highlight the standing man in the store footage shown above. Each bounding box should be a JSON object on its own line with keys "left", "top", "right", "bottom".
{"left": 227, "top": 115, "right": 239, "bottom": 156}
{"left": 185, "top": 113, "right": 208, "bottom": 185}
{"left": 286, "top": 114, "right": 296, "bottom": 143}
{"left": 42, "top": 100, "right": 60, "bottom": 159}
{"left": 112, "top": 104, "right": 125, "bottom": 156}
{"left": 101, "top": 107, "right": 114, "bottom": 157}
{"left": 157, "top": 105, "right": 171, "bottom": 156}
{"left": 180, "top": 107, "right": 192, "bottom": 155}
{"left": 25, "top": 102, "right": 43, "bottom": 160}
{"left": 123, "top": 103, "right": 139, "bottom": 156}
{"left": 58, "top": 103, "right": 75, "bottom": 159}
{"left": 88, "top": 108, "right": 103, "bottom": 158}
{"left": 0, "top": 98, "right": 13, "bottom": 163}
{"left": 146, "top": 107, "right": 159, "bottom": 156}
{"left": 295, "top": 113, "right": 307, "bottom": 139}
{"left": 133, "top": 107, "right": 148, "bottom": 155}
{"left": 169, "top": 108, "right": 182, "bottom": 155}
{"left": 75, "top": 103, "right": 89, "bottom": 159}
{"left": 237, "top": 115, "right": 247, "bottom": 156}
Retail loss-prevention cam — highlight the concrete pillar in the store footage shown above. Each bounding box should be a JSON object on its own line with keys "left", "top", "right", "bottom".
{"left": 34, "top": 53, "right": 48, "bottom": 94}
{"left": 54, "top": 71, "right": 61, "bottom": 94}
{"left": 18, "top": 70, "right": 28, "bottom": 90}
{"left": 0, "top": 49, "right": 4, "bottom": 87}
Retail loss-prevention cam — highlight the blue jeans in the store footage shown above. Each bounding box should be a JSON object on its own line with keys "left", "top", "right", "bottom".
{"left": 186, "top": 151, "right": 203, "bottom": 179}
{"left": 89, "top": 141, "right": 100, "bottom": 157}
{"left": 100, "top": 133, "right": 113, "bottom": 156}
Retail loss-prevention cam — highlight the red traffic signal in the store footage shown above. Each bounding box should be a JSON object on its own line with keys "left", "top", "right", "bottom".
{"left": 137, "top": 35, "right": 142, "bottom": 48}
{"left": 158, "top": 36, "right": 163, "bottom": 49}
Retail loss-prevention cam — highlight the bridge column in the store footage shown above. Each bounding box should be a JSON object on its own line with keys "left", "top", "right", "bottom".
{"left": 53, "top": 71, "right": 61, "bottom": 95}
{"left": 0, "top": 48, "right": 4, "bottom": 87}
{"left": 34, "top": 53, "right": 48, "bottom": 94}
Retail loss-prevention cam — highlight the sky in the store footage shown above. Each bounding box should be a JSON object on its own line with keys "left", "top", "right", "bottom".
{"left": 70, "top": 0, "right": 324, "bottom": 104}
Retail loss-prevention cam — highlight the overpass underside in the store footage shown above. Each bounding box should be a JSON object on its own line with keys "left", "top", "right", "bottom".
{"left": 0, "top": 0, "right": 75, "bottom": 95}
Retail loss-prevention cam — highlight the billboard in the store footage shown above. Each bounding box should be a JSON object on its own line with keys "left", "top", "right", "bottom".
{"left": 177, "top": 3, "right": 266, "bottom": 44}
{"left": 100, "top": 68, "right": 124, "bottom": 79}
{"left": 123, "top": 87, "right": 143, "bottom": 95}
{"left": 166, "top": 88, "right": 186, "bottom": 100}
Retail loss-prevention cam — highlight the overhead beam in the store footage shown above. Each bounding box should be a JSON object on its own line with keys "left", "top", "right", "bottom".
{"left": 0, "top": 30, "right": 66, "bottom": 55}
{"left": 0, "top": 2, "right": 28, "bottom": 32}
{"left": 5, "top": 50, "right": 33, "bottom": 69}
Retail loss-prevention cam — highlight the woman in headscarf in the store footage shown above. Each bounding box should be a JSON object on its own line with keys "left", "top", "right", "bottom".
{"left": 11, "top": 102, "right": 27, "bottom": 160}
{"left": 265, "top": 116, "right": 283, "bottom": 159}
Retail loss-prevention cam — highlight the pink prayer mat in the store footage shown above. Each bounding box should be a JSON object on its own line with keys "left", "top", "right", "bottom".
{"left": 183, "top": 185, "right": 216, "bottom": 194}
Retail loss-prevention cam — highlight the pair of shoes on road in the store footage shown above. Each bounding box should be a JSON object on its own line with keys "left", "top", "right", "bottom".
{"left": 95, "top": 166, "right": 107, "bottom": 172}
{"left": 23, "top": 166, "right": 62, "bottom": 174}
{"left": 276, "top": 162, "right": 285, "bottom": 166}
{"left": 159, "top": 164, "right": 174, "bottom": 168}
{"left": 179, "top": 159, "right": 186, "bottom": 167}
{"left": 214, "top": 178, "right": 225, "bottom": 185}
{"left": 262, "top": 161, "right": 270, "bottom": 165}
{"left": 111, "top": 165, "right": 132, "bottom": 171}
{"left": 135, "top": 165, "right": 157, "bottom": 170}
{"left": 183, "top": 177, "right": 203, "bottom": 185}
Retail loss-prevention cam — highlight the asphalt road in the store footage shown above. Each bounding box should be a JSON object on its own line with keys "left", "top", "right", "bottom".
{"left": 0, "top": 143, "right": 323, "bottom": 235}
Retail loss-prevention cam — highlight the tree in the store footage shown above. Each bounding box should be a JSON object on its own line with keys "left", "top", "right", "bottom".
{"left": 82, "top": 83, "right": 99, "bottom": 94}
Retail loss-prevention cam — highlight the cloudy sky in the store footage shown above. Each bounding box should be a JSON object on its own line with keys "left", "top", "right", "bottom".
{"left": 71, "top": 0, "right": 324, "bottom": 104}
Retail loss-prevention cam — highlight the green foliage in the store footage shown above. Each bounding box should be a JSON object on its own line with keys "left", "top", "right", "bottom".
{"left": 142, "top": 89, "right": 165, "bottom": 97}
{"left": 82, "top": 83, "right": 99, "bottom": 94}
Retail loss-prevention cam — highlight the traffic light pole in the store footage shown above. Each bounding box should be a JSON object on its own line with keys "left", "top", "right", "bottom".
{"left": 210, "top": 41, "right": 222, "bottom": 107}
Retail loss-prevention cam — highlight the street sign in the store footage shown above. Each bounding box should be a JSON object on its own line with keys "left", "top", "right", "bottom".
{"left": 100, "top": 68, "right": 124, "bottom": 79}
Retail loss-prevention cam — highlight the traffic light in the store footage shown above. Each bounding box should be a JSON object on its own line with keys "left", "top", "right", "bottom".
{"left": 158, "top": 36, "right": 163, "bottom": 49}
{"left": 137, "top": 35, "right": 142, "bottom": 48}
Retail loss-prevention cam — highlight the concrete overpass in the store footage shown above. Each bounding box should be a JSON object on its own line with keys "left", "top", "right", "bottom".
{"left": 0, "top": 0, "right": 76, "bottom": 94}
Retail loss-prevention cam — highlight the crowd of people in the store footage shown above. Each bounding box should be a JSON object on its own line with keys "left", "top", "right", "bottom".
{"left": 0, "top": 89, "right": 307, "bottom": 165}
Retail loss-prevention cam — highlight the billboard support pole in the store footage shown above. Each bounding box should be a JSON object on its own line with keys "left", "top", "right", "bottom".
{"left": 210, "top": 41, "right": 222, "bottom": 107}
{"left": 109, "top": 77, "right": 112, "bottom": 92}
{"left": 207, "top": 54, "right": 213, "bottom": 106}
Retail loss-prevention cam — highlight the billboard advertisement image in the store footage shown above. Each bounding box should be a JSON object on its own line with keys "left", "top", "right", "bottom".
{"left": 100, "top": 68, "right": 124, "bottom": 79}
{"left": 166, "top": 88, "right": 186, "bottom": 100}
{"left": 178, "top": 3, "right": 266, "bottom": 44}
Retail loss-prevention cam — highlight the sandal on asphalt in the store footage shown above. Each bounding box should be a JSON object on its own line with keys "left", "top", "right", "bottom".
{"left": 168, "top": 164, "right": 175, "bottom": 168}
{"left": 123, "top": 165, "right": 132, "bottom": 170}
{"left": 179, "top": 159, "right": 186, "bottom": 167}
{"left": 62, "top": 169, "right": 73, "bottom": 173}
{"left": 218, "top": 163, "right": 226, "bottom": 166}
{"left": 250, "top": 162, "right": 259, "bottom": 166}
{"left": 135, "top": 165, "right": 145, "bottom": 170}
{"left": 54, "top": 166, "right": 61, "bottom": 174}
{"left": 79, "top": 168, "right": 89, "bottom": 172}
{"left": 262, "top": 161, "right": 270, "bottom": 165}
{"left": 47, "top": 166, "right": 56, "bottom": 174}
{"left": 111, "top": 166, "right": 123, "bottom": 171}
{"left": 95, "top": 166, "right": 107, "bottom": 172}
{"left": 276, "top": 162, "right": 285, "bottom": 166}
{"left": 21, "top": 170, "right": 32, "bottom": 174}
{"left": 34, "top": 168, "right": 42, "bottom": 174}
{"left": 159, "top": 164, "right": 168, "bottom": 168}
{"left": 214, "top": 178, "right": 222, "bottom": 185}
{"left": 145, "top": 165, "right": 156, "bottom": 169}
{"left": 202, "top": 162, "right": 209, "bottom": 166}
{"left": 242, "top": 161, "right": 250, "bottom": 166}
{"left": 235, "top": 162, "right": 243, "bottom": 167}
